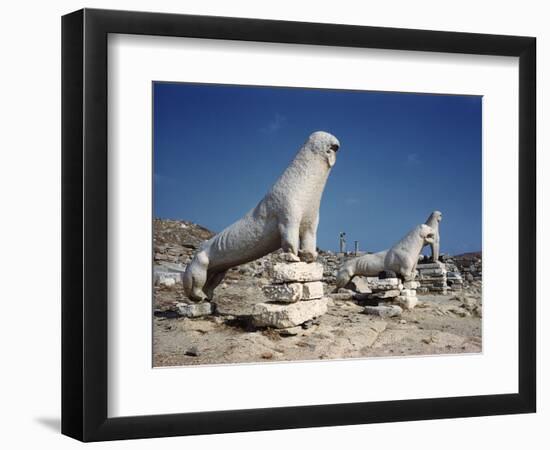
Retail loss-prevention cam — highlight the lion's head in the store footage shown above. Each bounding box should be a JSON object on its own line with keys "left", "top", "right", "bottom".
{"left": 427, "top": 210, "right": 443, "bottom": 224}
{"left": 306, "top": 131, "right": 340, "bottom": 168}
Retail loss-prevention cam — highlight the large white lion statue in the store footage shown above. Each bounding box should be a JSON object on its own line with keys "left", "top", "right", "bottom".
{"left": 183, "top": 131, "right": 341, "bottom": 302}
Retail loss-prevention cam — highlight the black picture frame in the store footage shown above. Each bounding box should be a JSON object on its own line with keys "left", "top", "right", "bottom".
{"left": 62, "top": 8, "right": 536, "bottom": 442}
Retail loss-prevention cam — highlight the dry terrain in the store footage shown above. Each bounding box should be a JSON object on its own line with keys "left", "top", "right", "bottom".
{"left": 152, "top": 219, "right": 482, "bottom": 367}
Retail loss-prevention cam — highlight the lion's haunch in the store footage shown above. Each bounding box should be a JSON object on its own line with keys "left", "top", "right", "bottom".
{"left": 336, "top": 251, "right": 387, "bottom": 288}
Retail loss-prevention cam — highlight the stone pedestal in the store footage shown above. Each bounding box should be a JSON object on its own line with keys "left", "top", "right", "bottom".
{"left": 353, "top": 277, "right": 403, "bottom": 304}
{"left": 252, "top": 298, "right": 328, "bottom": 328}
{"left": 252, "top": 261, "right": 328, "bottom": 328}
{"left": 393, "top": 288, "right": 419, "bottom": 310}
{"left": 445, "top": 262, "right": 464, "bottom": 291}
{"left": 347, "top": 275, "right": 420, "bottom": 314}
{"left": 416, "top": 261, "right": 449, "bottom": 294}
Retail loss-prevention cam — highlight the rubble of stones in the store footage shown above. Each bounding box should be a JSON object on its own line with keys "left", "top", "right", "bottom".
{"left": 415, "top": 252, "right": 482, "bottom": 294}
{"left": 449, "top": 252, "right": 483, "bottom": 283}
{"left": 153, "top": 218, "right": 214, "bottom": 267}
{"left": 153, "top": 219, "right": 482, "bottom": 328}
{"left": 333, "top": 272, "right": 419, "bottom": 318}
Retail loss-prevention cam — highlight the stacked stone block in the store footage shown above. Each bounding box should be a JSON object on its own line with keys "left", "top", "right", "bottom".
{"left": 453, "top": 255, "right": 482, "bottom": 283}
{"left": 364, "top": 277, "right": 402, "bottom": 300}
{"left": 442, "top": 262, "right": 464, "bottom": 291}
{"left": 154, "top": 270, "right": 183, "bottom": 288}
{"left": 416, "top": 261, "right": 449, "bottom": 294}
{"left": 252, "top": 261, "right": 328, "bottom": 328}
{"left": 393, "top": 280, "right": 420, "bottom": 310}
{"left": 348, "top": 276, "right": 420, "bottom": 315}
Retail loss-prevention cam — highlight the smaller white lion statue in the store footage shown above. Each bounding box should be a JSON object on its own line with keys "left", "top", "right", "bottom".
{"left": 336, "top": 223, "right": 436, "bottom": 287}
{"left": 424, "top": 210, "right": 442, "bottom": 261}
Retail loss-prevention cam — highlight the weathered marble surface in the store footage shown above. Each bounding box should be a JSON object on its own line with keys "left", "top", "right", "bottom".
{"left": 262, "top": 283, "right": 303, "bottom": 303}
{"left": 384, "top": 224, "right": 436, "bottom": 281}
{"left": 271, "top": 261, "right": 324, "bottom": 283}
{"left": 424, "top": 210, "right": 442, "bottom": 261}
{"left": 302, "top": 281, "right": 324, "bottom": 300}
{"left": 336, "top": 223, "right": 435, "bottom": 285}
{"left": 183, "top": 131, "right": 340, "bottom": 301}
{"left": 336, "top": 250, "right": 387, "bottom": 288}
{"left": 176, "top": 302, "right": 214, "bottom": 318}
{"left": 251, "top": 297, "right": 329, "bottom": 329}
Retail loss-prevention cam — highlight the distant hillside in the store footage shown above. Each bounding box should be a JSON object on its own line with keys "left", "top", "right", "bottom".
{"left": 153, "top": 218, "right": 214, "bottom": 267}
{"left": 453, "top": 251, "right": 482, "bottom": 260}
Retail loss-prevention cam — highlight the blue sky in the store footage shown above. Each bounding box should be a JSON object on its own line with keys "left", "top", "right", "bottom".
{"left": 153, "top": 82, "right": 481, "bottom": 255}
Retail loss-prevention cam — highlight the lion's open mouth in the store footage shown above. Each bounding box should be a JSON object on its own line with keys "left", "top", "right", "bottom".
{"left": 330, "top": 143, "right": 340, "bottom": 152}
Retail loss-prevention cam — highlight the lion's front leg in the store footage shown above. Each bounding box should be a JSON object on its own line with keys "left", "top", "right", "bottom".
{"left": 431, "top": 239, "right": 440, "bottom": 262}
{"left": 279, "top": 218, "right": 301, "bottom": 262}
{"left": 410, "top": 260, "right": 419, "bottom": 280}
{"left": 402, "top": 261, "right": 419, "bottom": 282}
{"left": 299, "top": 215, "right": 319, "bottom": 262}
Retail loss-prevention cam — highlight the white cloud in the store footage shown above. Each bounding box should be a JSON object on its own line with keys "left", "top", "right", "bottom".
{"left": 345, "top": 197, "right": 360, "bottom": 206}
{"left": 261, "top": 113, "right": 286, "bottom": 133}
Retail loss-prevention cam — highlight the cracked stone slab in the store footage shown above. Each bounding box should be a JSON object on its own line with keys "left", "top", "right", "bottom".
{"left": 252, "top": 297, "right": 328, "bottom": 328}
{"left": 176, "top": 302, "right": 214, "bottom": 317}
{"left": 154, "top": 271, "right": 183, "bottom": 286}
{"left": 349, "top": 277, "right": 372, "bottom": 293}
{"left": 363, "top": 305, "right": 403, "bottom": 318}
{"left": 417, "top": 262, "right": 446, "bottom": 270}
{"left": 393, "top": 295, "right": 419, "bottom": 310}
{"left": 271, "top": 262, "right": 324, "bottom": 283}
{"left": 366, "top": 277, "right": 402, "bottom": 291}
{"left": 302, "top": 281, "right": 324, "bottom": 299}
{"left": 262, "top": 283, "right": 303, "bottom": 302}
{"left": 369, "top": 289, "right": 401, "bottom": 299}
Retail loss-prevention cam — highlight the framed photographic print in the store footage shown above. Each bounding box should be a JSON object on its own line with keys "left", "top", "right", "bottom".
{"left": 62, "top": 8, "right": 536, "bottom": 442}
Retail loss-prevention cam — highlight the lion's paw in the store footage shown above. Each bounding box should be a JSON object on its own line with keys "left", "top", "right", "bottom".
{"left": 281, "top": 252, "right": 301, "bottom": 262}
{"left": 299, "top": 250, "right": 318, "bottom": 263}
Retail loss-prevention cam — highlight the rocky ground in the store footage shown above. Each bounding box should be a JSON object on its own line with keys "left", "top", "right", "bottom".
{"left": 152, "top": 219, "right": 482, "bottom": 367}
